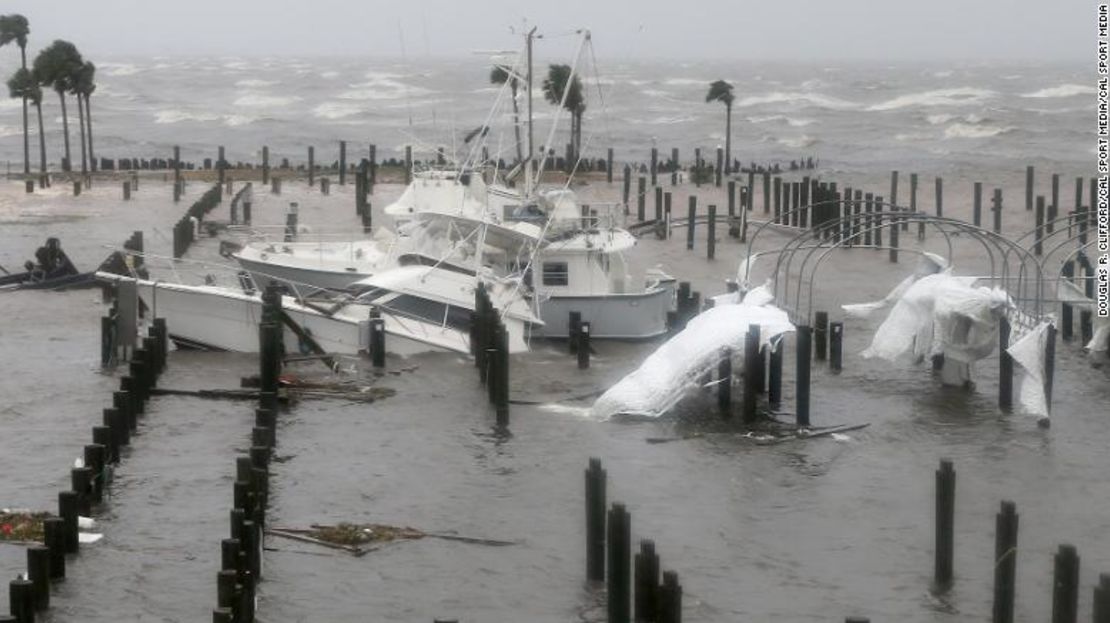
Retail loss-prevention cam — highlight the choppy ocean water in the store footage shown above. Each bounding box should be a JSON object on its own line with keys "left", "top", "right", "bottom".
{"left": 0, "top": 56, "right": 1093, "bottom": 174}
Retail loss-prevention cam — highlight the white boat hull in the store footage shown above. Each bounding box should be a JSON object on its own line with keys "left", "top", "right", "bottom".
{"left": 236, "top": 255, "right": 363, "bottom": 293}
{"left": 538, "top": 285, "right": 674, "bottom": 339}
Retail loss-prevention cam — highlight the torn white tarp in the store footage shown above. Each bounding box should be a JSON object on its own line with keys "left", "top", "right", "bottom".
{"left": 591, "top": 289, "right": 794, "bottom": 419}
{"left": 1006, "top": 320, "right": 1052, "bottom": 419}
{"left": 846, "top": 272, "right": 1011, "bottom": 385}
{"left": 1057, "top": 279, "right": 1110, "bottom": 354}
{"left": 842, "top": 252, "right": 950, "bottom": 318}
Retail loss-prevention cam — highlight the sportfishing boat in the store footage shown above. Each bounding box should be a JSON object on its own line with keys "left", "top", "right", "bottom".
{"left": 96, "top": 258, "right": 541, "bottom": 356}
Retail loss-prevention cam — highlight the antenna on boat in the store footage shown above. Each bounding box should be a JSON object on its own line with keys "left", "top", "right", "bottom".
{"left": 525, "top": 25, "right": 538, "bottom": 197}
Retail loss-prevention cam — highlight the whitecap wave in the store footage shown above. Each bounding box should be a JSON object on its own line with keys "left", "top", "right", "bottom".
{"left": 736, "top": 91, "right": 856, "bottom": 110}
{"left": 223, "top": 115, "right": 258, "bottom": 127}
{"left": 868, "top": 87, "right": 996, "bottom": 111}
{"left": 925, "top": 113, "right": 957, "bottom": 125}
{"left": 1021, "top": 84, "right": 1095, "bottom": 98}
{"left": 663, "top": 77, "right": 710, "bottom": 86}
{"left": 747, "top": 114, "right": 815, "bottom": 127}
{"left": 762, "top": 134, "right": 819, "bottom": 148}
{"left": 943, "top": 123, "right": 1014, "bottom": 139}
{"left": 235, "top": 79, "right": 279, "bottom": 88}
{"left": 895, "top": 132, "right": 932, "bottom": 142}
{"left": 233, "top": 94, "right": 300, "bottom": 108}
{"left": 154, "top": 110, "right": 219, "bottom": 124}
{"left": 100, "top": 63, "right": 141, "bottom": 77}
{"left": 312, "top": 102, "right": 363, "bottom": 120}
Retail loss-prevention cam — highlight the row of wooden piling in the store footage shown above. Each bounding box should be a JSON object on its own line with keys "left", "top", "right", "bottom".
{"left": 211, "top": 288, "right": 283, "bottom": 622}
{"left": 930, "top": 459, "right": 1108, "bottom": 623}
{"left": 5, "top": 318, "right": 168, "bottom": 623}
{"left": 471, "top": 283, "right": 509, "bottom": 429}
{"left": 229, "top": 182, "right": 253, "bottom": 226}
{"left": 172, "top": 184, "right": 223, "bottom": 258}
{"left": 585, "top": 458, "right": 684, "bottom": 623}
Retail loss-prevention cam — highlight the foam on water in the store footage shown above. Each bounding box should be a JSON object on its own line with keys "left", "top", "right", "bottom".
{"left": 154, "top": 110, "right": 220, "bottom": 124}
{"left": 868, "top": 87, "right": 996, "bottom": 111}
{"left": 100, "top": 63, "right": 141, "bottom": 77}
{"left": 943, "top": 123, "right": 1015, "bottom": 139}
{"left": 1021, "top": 83, "right": 1095, "bottom": 98}
{"left": 313, "top": 102, "right": 364, "bottom": 120}
{"left": 736, "top": 91, "right": 857, "bottom": 110}
{"left": 235, "top": 79, "right": 280, "bottom": 88}
{"left": 233, "top": 94, "right": 301, "bottom": 108}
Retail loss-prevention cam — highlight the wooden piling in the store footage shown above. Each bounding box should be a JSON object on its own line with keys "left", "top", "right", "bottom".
{"left": 607, "top": 503, "right": 632, "bottom": 623}
{"left": 607, "top": 148, "right": 613, "bottom": 184}
{"left": 773, "top": 177, "right": 782, "bottom": 223}
{"left": 715, "top": 147, "right": 723, "bottom": 187}
{"left": 368, "top": 144, "right": 377, "bottom": 191}
{"left": 307, "top": 145, "right": 315, "bottom": 186}
{"left": 1035, "top": 195, "right": 1045, "bottom": 255}
{"left": 1093, "top": 574, "right": 1110, "bottom": 623}
{"left": 43, "top": 517, "right": 65, "bottom": 579}
{"left": 585, "top": 458, "right": 606, "bottom": 582}
{"left": 637, "top": 176, "right": 646, "bottom": 222}
{"left": 623, "top": 164, "right": 632, "bottom": 206}
{"left": 577, "top": 322, "right": 591, "bottom": 370}
{"left": 992, "top": 188, "right": 1003, "bottom": 234}
{"left": 654, "top": 186, "right": 663, "bottom": 222}
{"left": 1061, "top": 262, "right": 1074, "bottom": 340}
{"left": 742, "top": 325, "right": 759, "bottom": 424}
{"left": 262, "top": 146, "right": 269, "bottom": 184}
{"left": 973, "top": 182, "right": 983, "bottom": 227}
{"left": 686, "top": 196, "right": 696, "bottom": 250}
{"left": 634, "top": 540, "right": 660, "bottom": 623}
{"left": 993, "top": 500, "right": 1019, "bottom": 623}
{"left": 26, "top": 546, "right": 49, "bottom": 610}
{"left": 339, "top": 140, "right": 347, "bottom": 185}
{"left": 664, "top": 192, "right": 672, "bottom": 239}
{"left": 58, "top": 491, "right": 79, "bottom": 553}
{"left": 814, "top": 311, "right": 828, "bottom": 360}
{"left": 795, "top": 325, "right": 812, "bottom": 427}
{"left": 173, "top": 145, "right": 182, "bottom": 202}
{"left": 404, "top": 145, "right": 412, "bottom": 185}
{"left": 8, "top": 579, "right": 33, "bottom": 623}
{"left": 1043, "top": 324, "right": 1056, "bottom": 418}
{"left": 1025, "top": 165, "right": 1034, "bottom": 211}
{"left": 762, "top": 172, "right": 770, "bottom": 214}
{"left": 707, "top": 205, "right": 716, "bottom": 259}
{"left": 217, "top": 146, "right": 226, "bottom": 197}
{"left": 650, "top": 147, "right": 658, "bottom": 186}
{"left": 1052, "top": 544, "right": 1079, "bottom": 623}
{"left": 935, "top": 459, "right": 955, "bottom": 588}
{"left": 768, "top": 338, "right": 783, "bottom": 406}
{"left": 659, "top": 571, "right": 682, "bottom": 623}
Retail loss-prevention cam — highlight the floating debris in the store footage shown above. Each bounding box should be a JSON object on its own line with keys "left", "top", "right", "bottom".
{"left": 266, "top": 523, "right": 517, "bottom": 556}
{"left": 645, "top": 422, "right": 869, "bottom": 445}
{"left": 0, "top": 510, "right": 50, "bottom": 543}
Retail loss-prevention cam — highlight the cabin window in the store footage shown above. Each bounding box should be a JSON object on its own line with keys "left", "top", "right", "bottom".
{"left": 542, "top": 262, "right": 569, "bottom": 286}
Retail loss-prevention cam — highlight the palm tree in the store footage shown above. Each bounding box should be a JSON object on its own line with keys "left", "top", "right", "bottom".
{"left": 7, "top": 68, "right": 46, "bottom": 183}
{"left": 490, "top": 64, "right": 523, "bottom": 165}
{"left": 75, "top": 62, "right": 96, "bottom": 172}
{"left": 0, "top": 14, "right": 31, "bottom": 176}
{"left": 72, "top": 67, "right": 88, "bottom": 175}
{"left": 705, "top": 80, "right": 735, "bottom": 174}
{"left": 32, "top": 40, "right": 83, "bottom": 172}
{"left": 542, "top": 64, "right": 585, "bottom": 165}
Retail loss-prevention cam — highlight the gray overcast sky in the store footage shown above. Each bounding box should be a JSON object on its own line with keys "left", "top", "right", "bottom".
{"left": 2, "top": 0, "right": 1089, "bottom": 61}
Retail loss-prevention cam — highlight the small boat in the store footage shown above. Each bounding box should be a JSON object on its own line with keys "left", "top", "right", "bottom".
{"left": 0, "top": 237, "right": 96, "bottom": 291}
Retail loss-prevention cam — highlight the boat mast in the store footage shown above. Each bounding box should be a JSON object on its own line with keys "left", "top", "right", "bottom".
{"left": 525, "top": 26, "right": 537, "bottom": 197}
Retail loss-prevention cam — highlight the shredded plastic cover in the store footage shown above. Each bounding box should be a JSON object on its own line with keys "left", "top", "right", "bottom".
{"left": 1007, "top": 321, "right": 1051, "bottom": 418}
{"left": 591, "top": 291, "right": 794, "bottom": 420}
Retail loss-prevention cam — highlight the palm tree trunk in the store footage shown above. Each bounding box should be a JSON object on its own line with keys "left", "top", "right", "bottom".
{"left": 35, "top": 100, "right": 47, "bottom": 183}
{"left": 77, "top": 93, "right": 88, "bottom": 176}
{"left": 19, "top": 45, "right": 29, "bottom": 176}
{"left": 57, "top": 91, "right": 72, "bottom": 172}
{"left": 86, "top": 95, "right": 96, "bottom": 172}
{"left": 510, "top": 85, "right": 523, "bottom": 165}
{"left": 724, "top": 103, "right": 732, "bottom": 175}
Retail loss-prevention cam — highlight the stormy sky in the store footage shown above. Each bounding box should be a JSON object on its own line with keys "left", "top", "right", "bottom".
{"left": 0, "top": 0, "right": 1090, "bottom": 61}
